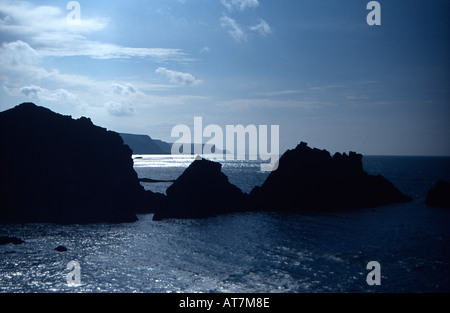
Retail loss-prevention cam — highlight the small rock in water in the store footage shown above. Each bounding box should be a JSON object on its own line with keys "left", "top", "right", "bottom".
{"left": 0, "top": 236, "right": 25, "bottom": 245}
{"left": 426, "top": 180, "right": 450, "bottom": 208}
{"left": 55, "top": 245, "right": 68, "bottom": 252}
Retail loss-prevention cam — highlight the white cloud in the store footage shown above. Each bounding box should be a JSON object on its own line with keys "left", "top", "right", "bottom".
{"left": 221, "top": 0, "right": 259, "bottom": 11}
{"left": 0, "top": 40, "right": 102, "bottom": 94}
{"left": 0, "top": 1, "right": 189, "bottom": 61}
{"left": 0, "top": 40, "right": 39, "bottom": 67}
{"left": 102, "top": 83, "right": 143, "bottom": 116}
{"left": 3, "top": 1, "right": 105, "bottom": 33}
{"left": 220, "top": 15, "right": 247, "bottom": 42}
{"left": 105, "top": 101, "right": 135, "bottom": 117}
{"left": 220, "top": 15, "right": 271, "bottom": 42}
{"left": 0, "top": 43, "right": 202, "bottom": 117}
{"left": 0, "top": 1, "right": 209, "bottom": 120}
{"left": 250, "top": 19, "right": 271, "bottom": 36}
{"left": 35, "top": 40, "right": 187, "bottom": 61}
{"left": 155, "top": 67, "right": 201, "bottom": 86}
{"left": 111, "top": 83, "right": 141, "bottom": 97}
{"left": 20, "top": 85, "right": 80, "bottom": 104}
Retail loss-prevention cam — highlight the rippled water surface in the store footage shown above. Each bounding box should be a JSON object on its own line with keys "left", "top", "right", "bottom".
{"left": 1, "top": 156, "right": 450, "bottom": 292}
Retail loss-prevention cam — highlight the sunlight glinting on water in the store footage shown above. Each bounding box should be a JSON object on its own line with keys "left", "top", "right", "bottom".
{"left": 132, "top": 154, "right": 264, "bottom": 169}
{"left": 132, "top": 155, "right": 192, "bottom": 168}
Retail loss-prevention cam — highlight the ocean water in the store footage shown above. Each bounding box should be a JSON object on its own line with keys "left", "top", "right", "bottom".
{"left": 1, "top": 155, "right": 450, "bottom": 293}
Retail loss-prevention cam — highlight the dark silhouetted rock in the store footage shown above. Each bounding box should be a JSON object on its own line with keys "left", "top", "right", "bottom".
{"left": 0, "top": 103, "right": 163, "bottom": 223}
{"left": 135, "top": 190, "right": 166, "bottom": 215}
{"left": 54, "top": 245, "right": 68, "bottom": 252}
{"left": 0, "top": 236, "right": 25, "bottom": 245}
{"left": 138, "top": 178, "right": 175, "bottom": 183}
{"left": 250, "top": 142, "right": 412, "bottom": 212}
{"left": 153, "top": 157, "right": 246, "bottom": 220}
{"left": 426, "top": 181, "right": 450, "bottom": 208}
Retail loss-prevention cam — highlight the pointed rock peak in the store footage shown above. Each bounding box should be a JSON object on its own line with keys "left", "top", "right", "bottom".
{"left": 188, "top": 157, "right": 222, "bottom": 174}
{"left": 295, "top": 141, "right": 309, "bottom": 151}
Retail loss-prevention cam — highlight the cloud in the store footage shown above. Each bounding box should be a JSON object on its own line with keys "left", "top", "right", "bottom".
{"left": 20, "top": 85, "right": 80, "bottom": 103}
{"left": 36, "top": 40, "right": 188, "bottom": 61}
{"left": 221, "top": 0, "right": 259, "bottom": 11}
{"left": 250, "top": 19, "right": 271, "bottom": 36}
{"left": 0, "top": 40, "right": 39, "bottom": 67}
{"left": 220, "top": 15, "right": 272, "bottom": 42}
{"left": 20, "top": 85, "right": 44, "bottom": 98}
{"left": 155, "top": 67, "right": 201, "bottom": 86}
{"left": 220, "top": 15, "right": 247, "bottom": 42}
{"left": 0, "top": 1, "right": 208, "bottom": 120}
{"left": 105, "top": 101, "right": 135, "bottom": 117}
{"left": 0, "top": 1, "right": 190, "bottom": 61}
{"left": 0, "top": 40, "right": 102, "bottom": 92}
{"left": 111, "top": 83, "right": 141, "bottom": 97}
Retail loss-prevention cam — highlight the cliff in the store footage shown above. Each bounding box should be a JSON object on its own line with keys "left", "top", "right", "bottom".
{"left": 0, "top": 103, "right": 159, "bottom": 223}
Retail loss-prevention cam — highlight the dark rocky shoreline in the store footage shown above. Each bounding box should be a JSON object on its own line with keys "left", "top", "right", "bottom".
{"left": 0, "top": 103, "right": 432, "bottom": 224}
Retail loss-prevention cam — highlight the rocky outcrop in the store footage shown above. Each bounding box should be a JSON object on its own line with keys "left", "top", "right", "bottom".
{"left": 426, "top": 181, "right": 450, "bottom": 208}
{"left": 153, "top": 157, "right": 246, "bottom": 220}
{"left": 152, "top": 142, "right": 413, "bottom": 220}
{"left": 0, "top": 103, "right": 161, "bottom": 224}
{"left": 0, "top": 236, "right": 25, "bottom": 245}
{"left": 54, "top": 245, "right": 68, "bottom": 252}
{"left": 250, "top": 142, "right": 412, "bottom": 212}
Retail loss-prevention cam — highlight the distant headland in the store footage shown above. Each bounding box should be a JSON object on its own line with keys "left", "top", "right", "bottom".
{"left": 118, "top": 133, "right": 227, "bottom": 156}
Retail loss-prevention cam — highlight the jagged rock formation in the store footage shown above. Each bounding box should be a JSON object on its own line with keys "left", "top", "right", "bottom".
{"left": 153, "top": 157, "right": 246, "bottom": 220}
{"left": 152, "top": 142, "right": 413, "bottom": 220}
{"left": 0, "top": 103, "right": 160, "bottom": 224}
{"left": 250, "top": 142, "right": 412, "bottom": 212}
{"left": 426, "top": 181, "right": 450, "bottom": 208}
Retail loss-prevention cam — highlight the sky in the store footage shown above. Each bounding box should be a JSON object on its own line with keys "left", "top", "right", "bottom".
{"left": 0, "top": 0, "right": 449, "bottom": 156}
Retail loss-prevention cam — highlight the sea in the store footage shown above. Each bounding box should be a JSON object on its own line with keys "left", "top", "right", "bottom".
{"left": 1, "top": 155, "right": 450, "bottom": 293}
